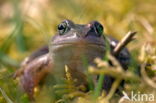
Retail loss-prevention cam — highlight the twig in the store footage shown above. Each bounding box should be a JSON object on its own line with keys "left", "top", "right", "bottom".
{"left": 113, "top": 31, "right": 137, "bottom": 56}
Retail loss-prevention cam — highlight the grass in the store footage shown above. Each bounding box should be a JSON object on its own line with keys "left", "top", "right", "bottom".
{"left": 0, "top": 0, "right": 156, "bottom": 103}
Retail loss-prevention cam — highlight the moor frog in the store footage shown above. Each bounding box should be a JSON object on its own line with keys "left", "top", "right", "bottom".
{"left": 14, "top": 20, "right": 130, "bottom": 99}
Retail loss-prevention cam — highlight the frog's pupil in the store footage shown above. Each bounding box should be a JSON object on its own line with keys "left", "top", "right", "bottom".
{"left": 58, "top": 24, "right": 65, "bottom": 30}
{"left": 58, "top": 23, "right": 68, "bottom": 35}
{"left": 98, "top": 25, "right": 103, "bottom": 33}
{"left": 95, "top": 25, "right": 103, "bottom": 36}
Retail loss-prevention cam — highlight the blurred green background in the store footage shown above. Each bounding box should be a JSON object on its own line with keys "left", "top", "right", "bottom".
{"left": 0, "top": 0, "right": 156, "bottom": 103}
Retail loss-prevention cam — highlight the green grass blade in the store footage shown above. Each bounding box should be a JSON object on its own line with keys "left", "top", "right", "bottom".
{"left": 0, "top": 51, "right": 19, "bottom": 68}
{"left": 12, "top": 0, "right": 27, "bottom": 52}
{"left": 94, "top": 74, "right": 104, "bottom": 98}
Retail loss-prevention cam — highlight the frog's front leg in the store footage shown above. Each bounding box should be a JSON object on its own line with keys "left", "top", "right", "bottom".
{"left": 14, "top": 46, "right": 53, "bottom": 99}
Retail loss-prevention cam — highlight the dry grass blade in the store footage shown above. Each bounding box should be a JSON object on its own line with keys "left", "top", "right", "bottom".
{"left": 0, "top": 88, "right": 13, "bottom": 103}
{"left": 105, "top": 78, "right": 122, "bottom": 101}
{"left": 89, "top": 66, "right": 140, "bottom": 81}
{"left": 113, "top": 31, "right": 137, "bottom": 56}
{"left": 141, "top": 64, "right": 156, "bottom": 89}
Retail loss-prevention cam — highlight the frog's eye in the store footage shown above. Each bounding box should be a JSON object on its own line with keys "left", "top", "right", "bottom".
{"left": 58, "top": 22, "right": 68, "bottom": 35}
{"left": 94, "top": 23, "right": 103, "bottom": 37}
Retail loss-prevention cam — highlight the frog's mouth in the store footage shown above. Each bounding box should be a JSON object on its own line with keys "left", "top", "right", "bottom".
{"left": 51, "top": 42, "right": 106, "bottom": 53}
{"left": 50, "top": 34, "right": 106, "bottom": 53}
{"left": 52, "top": 42, "right": 105, "bottom": 46}
{"left": 51, "top": 37, "right": 105, "bottom": 46}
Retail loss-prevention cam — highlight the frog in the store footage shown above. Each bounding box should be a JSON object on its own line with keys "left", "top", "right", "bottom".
{"left": 14, "top": 20, "right": 130, "bottom": 99}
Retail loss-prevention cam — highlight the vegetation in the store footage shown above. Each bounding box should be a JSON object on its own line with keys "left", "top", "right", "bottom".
{"left": 0, "top": 0, "right": 156, "bottom": 103}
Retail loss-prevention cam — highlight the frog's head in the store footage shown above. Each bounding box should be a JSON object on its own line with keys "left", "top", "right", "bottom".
{"left": 51, "top": 19, "right": 105, "bottom": 47}
{"left": 49, "top": 20, "right": 106, "bottom": 77}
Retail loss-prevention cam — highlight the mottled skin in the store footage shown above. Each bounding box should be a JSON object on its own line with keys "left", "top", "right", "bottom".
{"left": 14, "top": 20, "right": 130, "bottom": 99}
